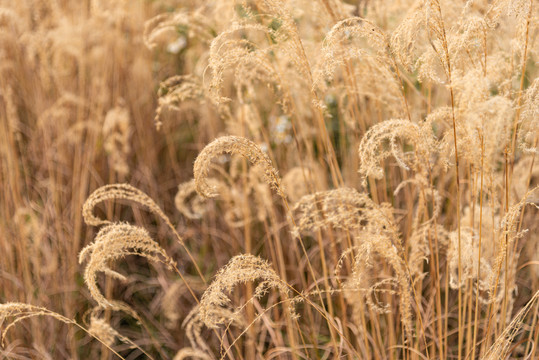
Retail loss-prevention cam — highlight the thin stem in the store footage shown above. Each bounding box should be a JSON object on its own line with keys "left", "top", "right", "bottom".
{"left": 470, "top": 133, "right": 484, "bottom": 360}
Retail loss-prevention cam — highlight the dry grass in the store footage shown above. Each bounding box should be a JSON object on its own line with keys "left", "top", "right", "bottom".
{"left": 1, "top": 0, "right": 538, "bottom": 359}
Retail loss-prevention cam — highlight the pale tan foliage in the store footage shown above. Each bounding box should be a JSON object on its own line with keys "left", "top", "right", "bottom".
{"left": 0, "top": 8, "right": 21, "bottom": 34}
{"left": 0, "top": 303, "right": 73, "bottom": 347}
{"left": 358, "top": 119, "right": 437, "bottom": 185}
{"left": 225, "top": 104, "right": 265, "bottom": 144}
{"left": 162, "top": 278, "right": 207, "bottom": 328}
{"left": 518, "top": 78, "right": 539, "bottom": 154}
{"left": 173, "top": 347, "right": 213, "bottom": 360}
{"left": 291, "top": 187, "right": 399, "bottom": 241}
{"left": 102, "top": 102, "right": 131, "bottom": 176}
{"left": 86, "top": 311, "right": 144, "bottom": 352}
{"left": 423, "top": 0, "right": 454, "bottom": 78}
{"left": 36, "top": 93, "right": 95, "bottom": 151}
{"left": 282, "top": 165, "right": 319, "bottom": 203}
{"left": 340, "top": 232, "right": 414, "bottom": 341}
{"left": 448, "top": 227, "right": 496, "bottom": 303}
{"left": 82, "top": 183, "right": 185, "bottom": 244}
{"left": 203, "top": 164, "right": 274, "bottom": 227}
{"left": 487, "top": 186, "right": 539, "bottom": 302}
{"left": 182, "top": 307, "right": 214, "bottom": 355}
{"left": 460, "top": 205, "right": 500, "bottom": 246}
{"left": 481, "top": 290, "right": 539, "bottom": 360}
{"left": 452, "top": 68, "right": 489, "bottom": 112}
{"left": 207, "top": 23, "right": 282, "bottom": 105}
{"left": 390, "top": 1, "right": 425, "bottom": 71}
{"left": 203, "top": 0, "right": 313, "bottom": 109}
{"left": 88, "top": 315, "right": 118, "bottom": 347}
{"left": 322, "top": 17, "right": 389, "bottom": 60}
{"left": 394, "top": 174, "right": 442, "bottom": 228}
{"left": 83, "top": 184, "right": 163, "bottom": 226}
{"left": 182, "top": 305, "right": 243, "bottom": 357}
{"left": 315, "top": 17, "right": 391, "bottom": 88}
{"left": 193, "top": 136, "right": 284, "bottom": 198}
{"left": 521, "top": 204, "right": 539, "bottom": 279}
{"left": 78, "top": 223, "right": 175, "bottom": 309}
{"left": 316, "top": 54, "right": 402, "bottom": 114}
{"left": 143, "top": 10, "right": 214, "bottom": 51}
{"left": 3, "top": 0, "right": 539, "bottom": 357}
{"left": 244, "top": 0, "right": 313, "bottom": 80}
{"left": 175, "top": 179, "right": 222, "bottom": 220}
{"left": 364, "top": 278, "right": 399, "bottom": 314}
{"left": 512, "top": 156, "right": 539, "bottom": 200}
{"left": 179, "top": 161, "right": 272, "bottom": 227}
{"left": 408, "top": 224, "right": 450, "bottom": 279}
{"left": 417, "top": 0, "right": 490, "bottom": 85}
{"left": 442, "top": 95, "right": 513, "bottom": 173}
{"left": 13, "top": 207, "right": 57, "bottom": 276}
{"left": 293, "top": 187, "right": 412, "bottom": 339}
{"left": 199, "top": 254, "right": 292, "bottom": 329}
{"left": 268, "top": 115, "right": 292, "bottom": 145}
{"left": 450, "top": 16, "right": 488, "bottom": 73}
{"left": 245, "top": 165, "right": 274, "bottom": 223}
{"left": 154, "top": 75, "right": 206, "bottom": 130}
{"left": 314, "top": 17, "right": 405, "bottom": 114}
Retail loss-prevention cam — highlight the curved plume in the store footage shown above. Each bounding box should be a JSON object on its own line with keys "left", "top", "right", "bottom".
{"left": 194, "top": 136, "right": 285, "bottom": 199}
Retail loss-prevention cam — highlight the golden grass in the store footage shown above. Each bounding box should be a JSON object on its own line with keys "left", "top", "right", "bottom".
{"left": 0, "top": 0, "right": 538, "bottom": 359}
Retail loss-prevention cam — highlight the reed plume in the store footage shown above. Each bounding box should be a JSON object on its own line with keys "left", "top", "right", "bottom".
{"left": 194, "top": 136, "right": 285, "bottom": 199}
{"left": 199, "top": 254, "right": 292, "bottom": 329}
{"left": 79, "top": 223, "right": 175, "bottom": 309}
{"left": 0, "top": 303, "right": 74, "bottom": 347}
{"left": 358, "top": 119, "right": 437, "bottom": 184}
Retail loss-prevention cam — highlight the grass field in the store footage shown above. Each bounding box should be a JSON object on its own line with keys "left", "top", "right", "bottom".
{"left": 0, "top": 0, "right": 538, "bottom": 359}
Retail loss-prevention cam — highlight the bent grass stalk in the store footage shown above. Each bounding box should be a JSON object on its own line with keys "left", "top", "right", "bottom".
{"left": 0, "top": 303, "right": 125, "bottom": 359}
{"left": 193, "top": 135, "right": 339, "bottom": 356}
{"left": 2, "top": 0, "right": 538, "bottom": 358}
{"left": 83, "top": 184, "right": 207, "bottom": 284}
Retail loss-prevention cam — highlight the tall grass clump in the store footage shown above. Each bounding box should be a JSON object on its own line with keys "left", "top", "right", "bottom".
{"left": 1, "top": 0, "right": 537, "bottom": 359}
